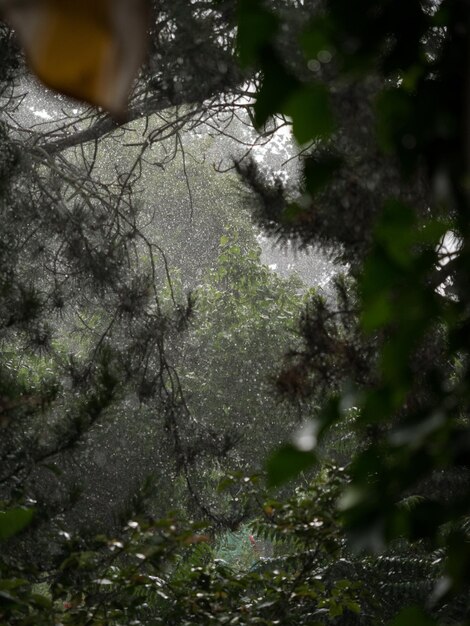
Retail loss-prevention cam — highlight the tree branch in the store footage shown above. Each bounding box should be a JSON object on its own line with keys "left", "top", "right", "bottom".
{"left": 37, "top": 93, "right": 173, "bottom": 155}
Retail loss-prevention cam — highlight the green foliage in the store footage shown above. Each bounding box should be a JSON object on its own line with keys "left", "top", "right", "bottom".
{"left": 0, "top": 469, "right": 459, "bottom": 626}
{"left": 0, "top": 508, "right": 34, "bottom": 542}
{"left": 177, "top": 230, "right": 307, "bottom": 474}
{"left": 391, "top": 607, "right": 436, "bottom": 626}
{"left": 237, "top": 0, "right": 470, "bottom": 620}
{"left": 284, "top": 83, "right": 335, "bottom": 145}
{"left": 237, "top": 0, "right": 335, "bottom": 139}
{"left": 214, "top": 523, "right": 257, "bottom": 570}
{"left": 3, "top": 1, "right": 470, "bottom": 625}
{"left": 266, "top": 444, "right": 316, "bottom": 487}
{"left": 236, "top": 0, "right": 278, "bottom": 67}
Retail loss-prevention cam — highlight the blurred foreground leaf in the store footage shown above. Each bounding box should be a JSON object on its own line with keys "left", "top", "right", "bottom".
{"left": 1, "top": 0, "right": 148, "bottom": 116}
{"left": 0, "top": 508, "right": 34, "bottom": 542}
{"left": 389, "top": 606, "right": 436, "bottom": 626}
{"left": 267, "top": 444, "right": 316, "bottom": 487}
{"left": 283, "top": 83, "right": 335, "bottom": 144}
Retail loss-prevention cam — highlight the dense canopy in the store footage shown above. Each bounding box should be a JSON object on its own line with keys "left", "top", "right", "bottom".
{"left": 1, "top": 1, "right": 470, "bottom": 625}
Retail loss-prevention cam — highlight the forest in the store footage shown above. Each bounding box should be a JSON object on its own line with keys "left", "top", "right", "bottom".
{"left": 0, "top": 0, "right": 469, "bottom": 624}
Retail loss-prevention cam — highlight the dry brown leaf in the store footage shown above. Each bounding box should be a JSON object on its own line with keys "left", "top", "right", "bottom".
{"left": 1, "top": 0, "right": 148, "bottom": 116}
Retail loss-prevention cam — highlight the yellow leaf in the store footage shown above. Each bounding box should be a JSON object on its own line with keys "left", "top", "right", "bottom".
{"left": 2, "top": 0, "right": 148, "bottom": 116}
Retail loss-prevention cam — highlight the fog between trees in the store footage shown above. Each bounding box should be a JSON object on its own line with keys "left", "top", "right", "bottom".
{"left": 1, "top": 2, "right": 470, "bottom": 625}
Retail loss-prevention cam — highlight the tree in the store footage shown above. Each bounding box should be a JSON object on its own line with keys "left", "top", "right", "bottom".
{"left": 0, "top": 8, "right": 323, "bottom": 617}
{"left": 170, "top": 230, "right": 308, "bottom": 521}
{"left": 3, "top": 1, "right": 470, "bottom": 625}
{"left": 0, "top": 0, "right": 247, "bottom": 483}
{"left": 236, "top": 0, "right": 470, "bottom": 622}
{"left": 0, "top": 0, "right": 311, "bottom": 582}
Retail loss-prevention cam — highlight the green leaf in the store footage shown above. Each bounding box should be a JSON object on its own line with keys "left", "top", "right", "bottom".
{"left": 283, "top": 83, "right": 335, "bottom": 144}
{"left": 360, "top": 250, "right": 399, "bottom": 322}
{"left": 31, "top": 593, "right": 52, "bottom": 609}
{"left": 376, "top": 88, "right": 413, "bottom": 153}
{"left": 366, "top": 386, "right": 407, "bottom": 424}
{"left": 301, "top": 19, "right": 333, "bottom": 60}
{"left": 254, "top": 57, "right": 299, "bottom": 127}
{"left": 236, "top": 0, "right": 278, "bottom": 67}
{"left": 389, "top": 606, "right": 436, "bottom": 626}
{"left": 416, "top": 219, "right": 449, "bottom": 246}
{"left": 360, "top": 291, "right": 392, "bottom": 332}
{"left": 0, "top": 590, "right": 19, "bottom": 603}
{"left": 0, "top": 579, "right": 29, "bottom": 591}
{"left": 0, "top": 508, "right": 34, "bottom": 542}
{"left": 266, "top": 444, "right": 316, "bottom": 487}
{"left": 380, "top": 336, "right": 413, "bottom": 385}
{"left": 347, "top": 600, "right": 361, "bottom": 614}
{"left": 375, "top": 200, "right": 416, "bottom": 268}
